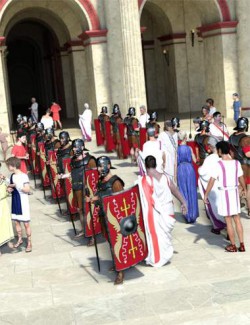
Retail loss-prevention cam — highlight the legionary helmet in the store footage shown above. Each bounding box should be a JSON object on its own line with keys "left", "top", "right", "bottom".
{"left": 128, "top": 107, "right": 136, "bottom": 116}
{"left": 17, "top": 114, "right": 23, "bottom": 124}
{"left": 171, "top": 117, "right": 180, "bottom": 128}
{"left": 36, "top": 122, "right": 44, "bottom": 132}
{"left": 72, "top": 138, "right": 85, "bottom": 156}
{"left": 45, "top": 127, "right": 55, "bottom": 140}
{"left": 149, "top": 111, "right": 158, "bottom": 121}
{"left": 234, "top": 117, "right": 249, "bottom": 132}
{"left": 97, "top": 156, "right": 115, "bottom": 178}
{"left": 101, "top": 106, "right": 108, "bottom": 114}
{"left": 28, "top": 117, "right": 35, "bottom": 125}
{"left": 113, "top": 104, "right": 120, "bottom": 114}
{"left": 59, "top": 131, "right": 70, "bottom": 145}
{"left": 197, "top": 120, "right": 210, "bottom": 133}
{"left": 22, "top": 116, "right": 28, "bottom": 123}
{"left": 147, "top": 127, "right": 156, "bottom": 137}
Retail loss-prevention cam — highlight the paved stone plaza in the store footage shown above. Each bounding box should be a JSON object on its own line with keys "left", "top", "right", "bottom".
{"left": 1, "top": 122, "right": 250, "bottom": 325}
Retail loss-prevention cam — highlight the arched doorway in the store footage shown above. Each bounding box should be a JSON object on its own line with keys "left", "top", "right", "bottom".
{"left": 6, "top": 20, "right": 65, "bottom": 123}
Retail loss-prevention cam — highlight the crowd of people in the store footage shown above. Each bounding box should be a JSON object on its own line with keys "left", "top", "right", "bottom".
{"left": 0, "top": 94, "right": 249, "bottom": 286}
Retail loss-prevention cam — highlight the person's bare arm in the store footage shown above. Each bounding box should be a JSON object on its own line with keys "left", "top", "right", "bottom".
{"left": 22, "top": 183, "right": 30, "bottom": 193}
{"left": 204, "top": 177, "right": 216, "bottom": 204}
{"left": 239, "top": 175, "right": 246, "bottom": 197}
{"left": 169, "top": 180, "right": 187, "bottom": 215}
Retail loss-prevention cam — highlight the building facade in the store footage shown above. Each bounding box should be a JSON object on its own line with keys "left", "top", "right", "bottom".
{"left": 0, "top": 0, "right": 248, "bottom": 132}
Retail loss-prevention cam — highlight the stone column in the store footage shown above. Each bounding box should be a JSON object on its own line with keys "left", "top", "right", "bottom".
{"left": 198, "top": 22, "right": 238, "bottom": 118}
{"left": 237, "top": 0, "right": 250, "bottom": 115}
{"left": 119, "top": 0, "right": 146, "bottom": 113}
{"left": 0, "top": 39, "right": 11, "bottom": 132}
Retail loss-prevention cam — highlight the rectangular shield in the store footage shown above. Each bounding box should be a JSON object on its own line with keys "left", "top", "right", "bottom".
{"left": 62, "top": 157, "right": 78, "bottom": 215}
{"left": 102, "top": 185, "right": 148, "bottom": 272}
{"left": 104, "top": 121, "right": 115, "bottom": 152}
{"left": 118, "top": 123, "right": 130, "bottom": 158}
{"left": 94, "top": 119, "right": 104, "bottom": 146}
{"left": 47, "top": 150, "right": 65, "bottom": 199}
{"left": 84, "top": 169, "right": 102, "bottom": 237}
{"left": 38, "top": 142, "right": 50, "bottom": 187}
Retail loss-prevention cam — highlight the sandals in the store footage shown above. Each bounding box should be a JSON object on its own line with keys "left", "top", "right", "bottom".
{"left": 238, "top": 243, "right": 246, "bottom": 252}
{"left": 225, "top": 244, "right": 237, "bottom": 252}
{"left": 14, "top": 237, "right": 23, "bottom": 248}
{"left": 87, "top": 238, "right": 95, "bottom": 247}
{"left": 114, "top": 271, "right": 124, "bottom": 285}
{"left": 25, "top": 235, "right": 32, "bottom": 253}
{"left": 74, "top": 231, "right": 84, "bottom": 238}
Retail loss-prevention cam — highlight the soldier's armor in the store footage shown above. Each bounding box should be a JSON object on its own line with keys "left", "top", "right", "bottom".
{"left": 195, "top": 134, "right": 209, "bottom": 160}
{"left": 229, "top": 133, "right": 250, "bottom": 165}
{"left": 70, "top": 154, "right": 96, "bottom": 191}
{"left": 110, "top": 115, "right": 122, "bottom": 133}
{"left": 36, "top": 133, "right": 44, "bottom": 152}
{"left": 98, "top": 113, "right": 109, "bottom": 133}
{"left": 124, "top": 116, "right": 138, "bottom": 136}
{"left": 95, "top": 175, "right": 124, "bottom": 215}
{"left": 146, "top": 121, "right": 160, "bottom": 134}
{"left": 57, "top": 145, "right": 73, "bottom": 174}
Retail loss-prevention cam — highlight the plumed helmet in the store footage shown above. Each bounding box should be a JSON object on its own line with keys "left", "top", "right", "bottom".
{"left": 147, "top": 127, "right": 156, "bottom": 137}
{"left": 36, "top": 122, "right": 44, "bottom": 131}
{"left": 113, "top": 104, "right": 120, "bottom": 114}
{"left": 197, "top": 120, "right": 210, "bottom": 132}
{"left": 17, "top": 114, "right": 23, "bottom": 123}
{"left": 149, "top": 111, "right": 158, "bottom": 121}
{"left": 72, "top": 138, "right": 85, "bottom": 156}
{"left": 234, "top": 117, "right": 249, "bottom": 131}
{"left": 128, "top": 107, "right": 136, "bottom": 116}
{"left": 59, "top": 131, "right": 70, "bottom": 140}
{"left": 45, "top": 127, "right": 55, "bottom": 137}
{"left": 22, "top": 116, "right": 28, "bottom": 123}
{"left": 97, "top": 156, "right": 115, "bottom": 178}
{"left": 101, "top": 106, "right": 108, "bottom": 114}
{"left": 171, "top": 117, "right": 180, "bottom": 128}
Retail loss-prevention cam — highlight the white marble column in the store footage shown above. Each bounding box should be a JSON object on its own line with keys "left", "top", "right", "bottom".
{"left": 0, "top": 43, "right": 11, "bottom": 132}
{"left": 119, "top": 0, "right": 146, "bottom": 113}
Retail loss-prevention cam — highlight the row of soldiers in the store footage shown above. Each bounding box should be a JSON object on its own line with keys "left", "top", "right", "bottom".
{"left": 14, "top": 115, "right": 138, "bottom": 285}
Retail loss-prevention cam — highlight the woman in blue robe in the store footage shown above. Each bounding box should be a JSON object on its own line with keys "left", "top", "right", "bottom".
{"left": 177, "top": 131, "right": 199, "bottom": 223}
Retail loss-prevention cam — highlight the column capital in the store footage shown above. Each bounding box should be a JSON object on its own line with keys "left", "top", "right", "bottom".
{"left": 0, "top": 36, "right": 5, "bottom": 46}
{"left": 78, "top": 29, "right": 108, "bottom": 47}
{"left": 197, "top": 21, "right": 238, "bottom": 39}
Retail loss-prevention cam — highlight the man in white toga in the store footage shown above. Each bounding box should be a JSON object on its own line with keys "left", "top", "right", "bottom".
{"left": 29, "top": 97, "right": 38, "bottom": 123}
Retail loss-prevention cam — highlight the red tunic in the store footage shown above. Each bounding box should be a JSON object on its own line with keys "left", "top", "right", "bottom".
{"left": 11, "top": 145, "right": 27, "bottom": 174}
{"left": 50, "top": 104, "right": 61, "bottom": 121}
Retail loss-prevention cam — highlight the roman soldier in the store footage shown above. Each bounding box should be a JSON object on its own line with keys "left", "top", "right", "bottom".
{"left": 98, "top": 106, "right": 109, "bottom": 145}
{"left": 35, "top": 122, "right": 45, "bottom": 155}
{"left": 194, "top": 120, "right": 210, "bottom": 164}
{"left": 56, "top": 131, "right": 73, "bottom": 175}
{"left": 146, "top": 112, "right": 160, "bottom": 136}
{"left": 86, "top": 156, "right": 125, "bottom": 284}
{"left": 60, "top": 138, "right": 96, "bottom": 242}
{"left": 124, "top": 107, "right": 139, "bottom": 162}
{"left": 110, "top": 104, "right": 123, "bottom": 159}
{"left": 171, "top": 117, "right": 180, "bottom": 133}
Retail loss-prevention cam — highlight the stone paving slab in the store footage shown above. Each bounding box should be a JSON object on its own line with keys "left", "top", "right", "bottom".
{"left": 1, "top": 122, "right": 250, "bottom": 324}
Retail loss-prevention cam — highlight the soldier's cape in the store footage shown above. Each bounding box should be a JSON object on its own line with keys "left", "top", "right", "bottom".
{"left": 102, "top": 184, "right": 148, "bottom": 272}
{"left": 139, "top": 128, "right": 147, "bottom": 151}
{"left": 118, "top": 123, "right": 130, "bottom": 159}
{"left": 84, "top": 168, "right": 102, "bottom": 237}
{"left": 94, "top": 119, "right": 104, "bottom": 146}
{"left": 105, "top": 120, "right": 115, "bottom": 152}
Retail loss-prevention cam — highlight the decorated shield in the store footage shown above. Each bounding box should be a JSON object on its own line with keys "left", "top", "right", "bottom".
{"left": 30, "top": 134, "right": 40, "bottom": 175}
{"left": 84, "top": 169, "right": 102, "bottom": 237}
{"left": 102, "top": 185, "right": 148, "bottom": 272}
{"left": 139, "top": 128, "right": 147, "bottom": 151}
{"left": 47, "top": 150, "right": 65, "bottom": 199}
{"left": 104, "top": 121, "right": 115, "bottom": 152}
{"left": 94, "top": 119, "right": 104, "bottom": 146}
{"left": 62, "top": 157, "right": 78, "bottom": 215}
{"left": 118, "top": 123, "right": 130, "bottom": 158}
{"left": 38, "top": 142, "right": 50, "bottom": 187}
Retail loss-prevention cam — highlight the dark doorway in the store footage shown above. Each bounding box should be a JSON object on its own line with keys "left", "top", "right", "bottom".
{"left": 6, "top": 20, "right": 65, "bottom": 125}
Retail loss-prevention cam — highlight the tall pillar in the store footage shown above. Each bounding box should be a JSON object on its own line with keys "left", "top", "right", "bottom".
{"left": 198, "top": 22, "right": 238, "bottom": 118}
{"left": 237, "top": 0, "right": 250, "bottom": 115}
{"left": 119, "top": 0, "right": 146, "bottom": 113}
{"left": 0, "top": 38, "right": 11, "bottom": 132}
{"left": 104, "top": 0, "right": 146, "bottom": 117}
